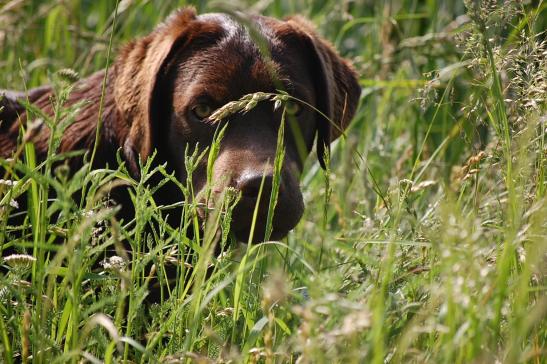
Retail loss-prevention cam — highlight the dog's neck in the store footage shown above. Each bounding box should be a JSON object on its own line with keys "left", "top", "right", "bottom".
{"left": 6, "top": 70, "right": 128, "bottom": 170}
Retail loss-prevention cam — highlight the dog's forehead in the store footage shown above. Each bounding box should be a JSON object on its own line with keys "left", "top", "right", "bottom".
{"left": 172, "top": 15, "right": 298, "bottom": 99}
{"left": 168, "top": 12, "right": 317, "bottom": 111}
{"left": 197, "top": 13, "right": 242, "bottom": 37}
{"left": 174, "top": 55, "right": 278, "bottom": 107}
{"left": 196, "top": 13, "right": 285, "bottom": 49}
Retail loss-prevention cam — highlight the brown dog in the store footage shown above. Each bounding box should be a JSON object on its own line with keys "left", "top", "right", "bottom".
{"left": 0, "top": 8, "right": 360, "bottom": 241}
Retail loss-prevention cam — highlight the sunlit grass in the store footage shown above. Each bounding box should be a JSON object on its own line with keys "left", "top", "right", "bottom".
{"left": 1, "top": 0, "right": 545, "bottom": 363}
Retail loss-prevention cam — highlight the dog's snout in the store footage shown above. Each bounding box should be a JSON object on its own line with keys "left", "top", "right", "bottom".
{"left": 236, "top": 172, "right": 277, "bottom": 199}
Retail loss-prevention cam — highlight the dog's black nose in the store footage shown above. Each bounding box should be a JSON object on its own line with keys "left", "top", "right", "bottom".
{"left": 236, "top": 172, "right": 277, "bottom": 200}
{"left": 230, "top": 169, "right": 302, "bottom": 242}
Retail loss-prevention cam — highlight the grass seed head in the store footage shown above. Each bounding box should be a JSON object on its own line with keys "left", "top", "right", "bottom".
{"left": 3, "top": 254, "right": 36, "bottom": 268}
{"left": 56, "top": 68, "right": 80, "bottom": 84}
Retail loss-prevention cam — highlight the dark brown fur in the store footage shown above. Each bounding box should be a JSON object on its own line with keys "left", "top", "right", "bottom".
{"left": 0, "top": 8, "right": 360, "bottom": 241}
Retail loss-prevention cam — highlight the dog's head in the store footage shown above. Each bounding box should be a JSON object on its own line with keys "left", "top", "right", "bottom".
{"left": 113, "top": 8, "right": 360, "bottom": 241}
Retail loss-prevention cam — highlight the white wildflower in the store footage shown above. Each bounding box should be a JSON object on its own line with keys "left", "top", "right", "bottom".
{"left": 100, "top": 256, "right": 127, "bottom": 272}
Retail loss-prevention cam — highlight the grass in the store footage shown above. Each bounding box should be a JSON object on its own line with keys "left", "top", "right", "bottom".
{"left": 1, "top": 0, "right": 546, "bottom": 363}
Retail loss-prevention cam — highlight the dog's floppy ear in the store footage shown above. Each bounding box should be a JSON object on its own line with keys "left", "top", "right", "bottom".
{"left": 285, "top": 17, "right": 361, "bottom": 168}
{"left": 113, "top": 7, "right": 200, "bottom": 177}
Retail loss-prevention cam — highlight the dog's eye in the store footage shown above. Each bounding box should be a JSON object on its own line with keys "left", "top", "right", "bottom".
{"left": 192, "top": 103, "right": 214, "bottom": 119}
{"left": 285, "top": 100, "right": 302, "bottom": 116}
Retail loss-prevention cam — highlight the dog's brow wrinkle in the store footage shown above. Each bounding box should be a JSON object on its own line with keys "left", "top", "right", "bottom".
{"left": 280, "top": 77, "right": 294, "bottom": 89}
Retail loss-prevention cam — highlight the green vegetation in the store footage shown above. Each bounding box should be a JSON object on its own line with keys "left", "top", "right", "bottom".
{"left": 1, "top": 0, "right": 545, "bottom": 362}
